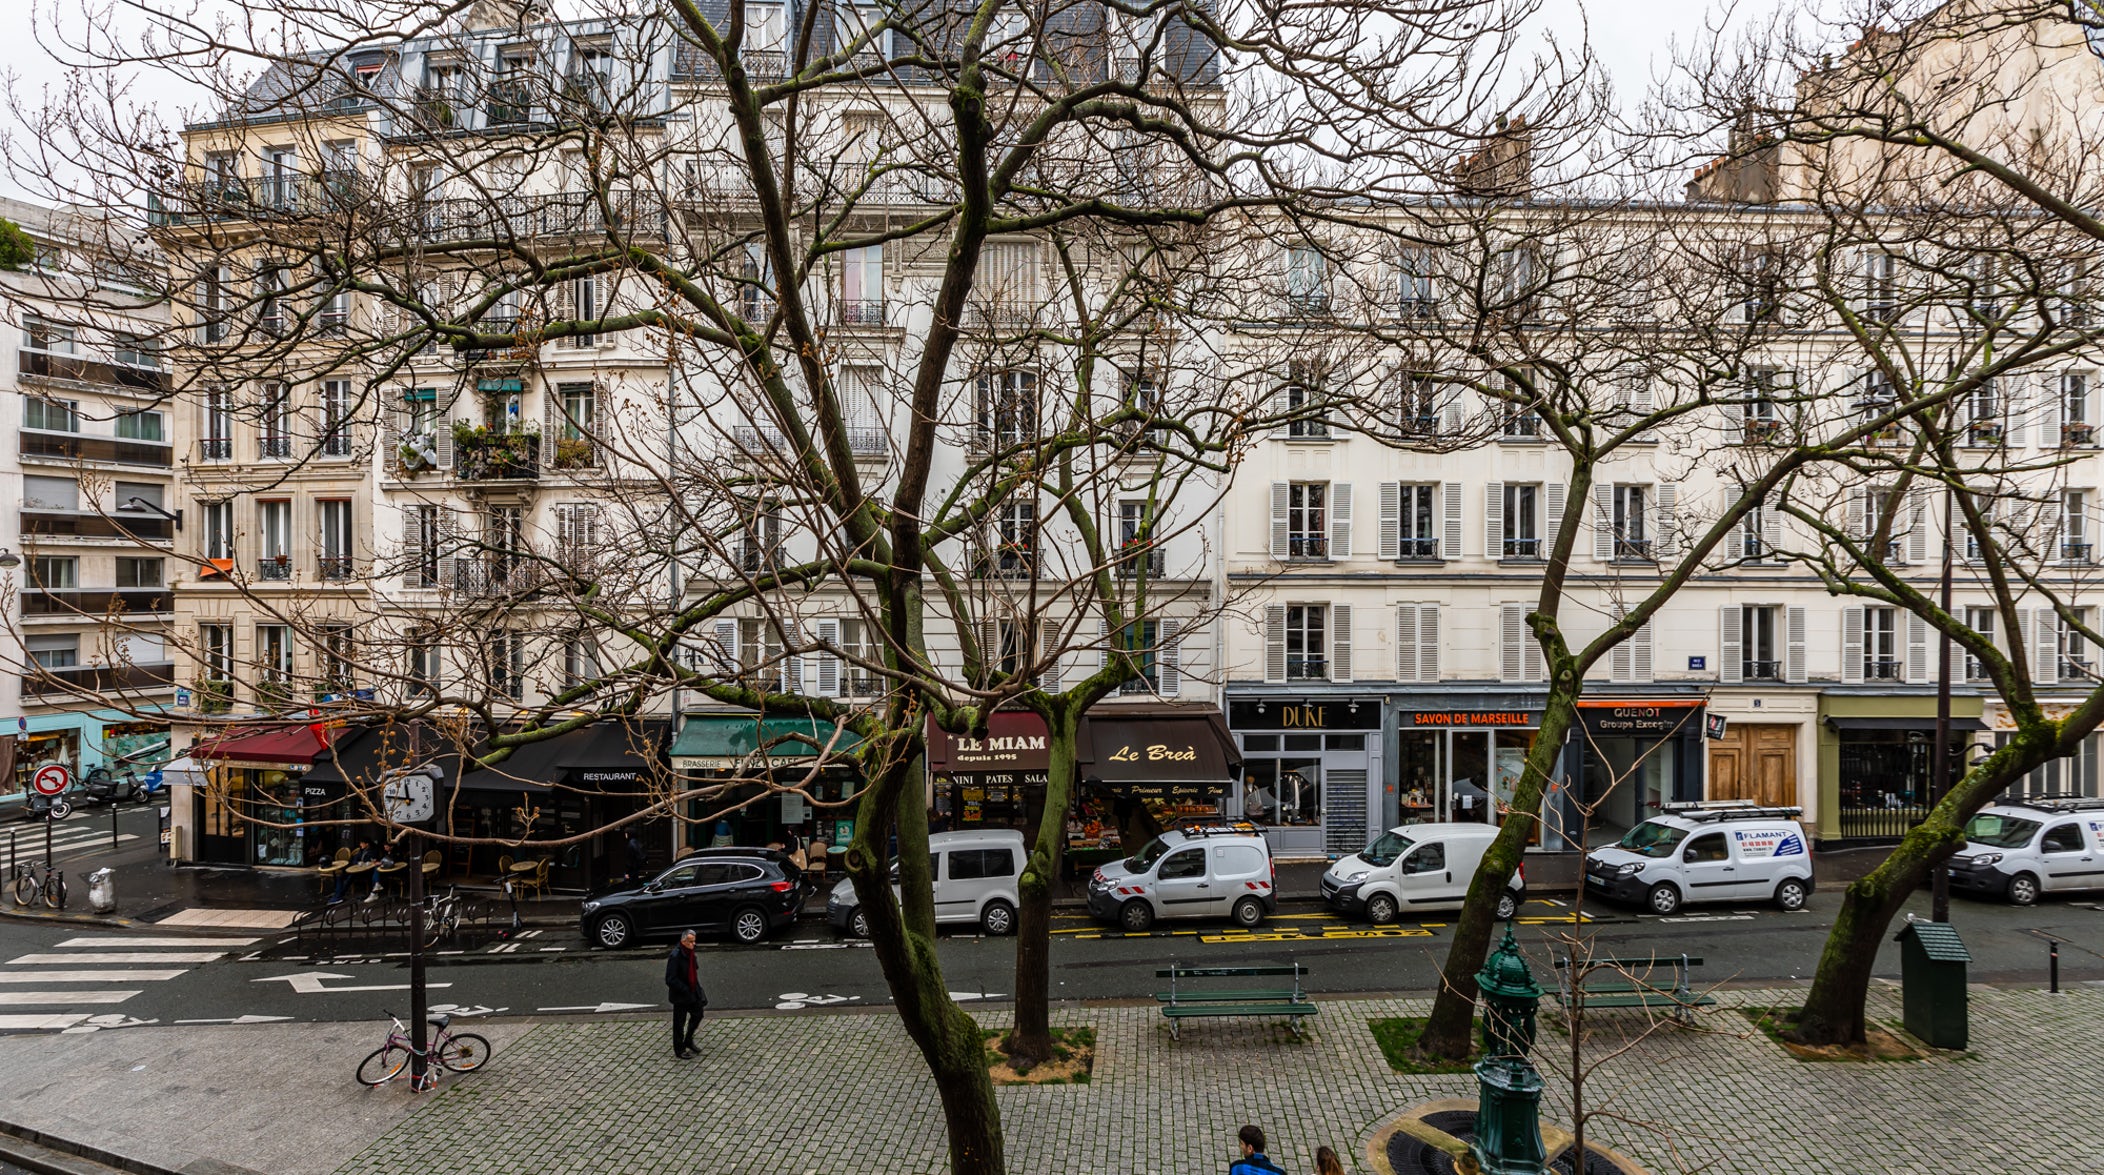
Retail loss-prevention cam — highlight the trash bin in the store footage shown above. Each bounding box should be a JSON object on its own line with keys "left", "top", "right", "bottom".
{"left": 88, "top": 867, "right": 116, "bottom": 915}
{"left": 1895, "top": 917, "right": 1970, "bottom": 1049}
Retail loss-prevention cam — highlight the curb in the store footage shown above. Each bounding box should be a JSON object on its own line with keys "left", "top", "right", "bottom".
{"left": 0, "top": 1114, "right": 263, "bottom": 1175}
{"left": 0, "top": 906, "right": 143, "bottom": 930}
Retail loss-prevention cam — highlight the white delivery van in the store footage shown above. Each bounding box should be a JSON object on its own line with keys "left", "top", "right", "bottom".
{"left": 1948, "top": 797, "right": 2104, "bottom": 905}
{"left": 825, "top": 828, "right": 1025, "bottom": 937}
{"left": 1319, "top": 823, "right": 1527, "bottom": 923}
{"left": 1584, "top": 803, "right": 1814, "bottom": 915}
{"left": 1085, "top": 822, "right": 1275, "bottom": 932}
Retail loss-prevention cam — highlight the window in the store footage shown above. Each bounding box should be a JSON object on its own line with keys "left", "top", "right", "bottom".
{"left": 258, "top": 501, "right": 292, "bottom": 579}
{"left": 2064, "top": 491, "right": 2092, "bottom": 565}
{"left": 1741, "top": 605, "right": 1781, "bottom": 681}
{"left": 1399, "top": 372, "right": 1441, "bottom": 435}
{"left": 201, "top": 501, "right": 234, "bottom": 560}
{"left": 2042, "top": 824, "right": 2085, "bottom": 853}
{"left": 1397, "top": 484, "right": 1437, "bottom": 558}
{"left": 564, "top": 637, "right": 604, "bottom": 690}
{"left": 115, "top": 409, "right": 165, "bottom": 442}
{"left": 319, "top": 500, "right": 354, "bottom": 579}
{"left": 198, "top": 262, "right": 229, "bottom": 342}
{"left": 840, "top": 245, "right": 883, "bottom": 324}
{"left": 1500, "top": 381, "right": 1542, "bottom": 438}
{"left": 1402, "top": 842, "right": 1446, "bottom": 874}
{"left": 321, "top": 381, "right": 352, "bottom": 456}
{"left": 1398, "top": 246, "right": 1438, "bottom": 318}
{"left": 257, "top": 266, "right": 286, "bottom": 334}
{"left": 258, "top": 624, "right": 293, "bottom": 682}
{"left": 979, "top": 242, "right": 1039, "bottom": 319}
{"left": 1116, "top": 500, "right": 1162, "bottom": 576}
{"left": 409, "top": 504, "right": 441, "bottom": 588}
{"left": 1492, "top": 246, "right": 1541, "bottom": 319}
{"left": 116, "top": 557, "right": 163, "bottom": 588}
{"left": 27, "top": 634, "right": 80, "bottom": 670}
{"left": 113, "top": 333, "right": 160, "bottom": 371}
{"left": 200, "top": 623, "right": 234, "bottom": 682}
{"left": 1742, "top": 369, "right": 1785, "bottom": 442}
{"left": 24, "top": 397, "right": 78, "bottom": 432}
{"left": 948, "top": 848, "right": 1014, "bottom": 881}
{"left": 1158, "top": 847, "right": 1206, "bottom": 879}
{"left": 1285, "top": 363, "right": 1330, "bottom": 438}
{"left": 319, "top": 623, "right": 355, "bottom": 691}
{"left": 736, "top": 244, "right": 772, "bottom": 323}
{"left": 404, "top": 387, "right": 439, "bottom": 439}
{"left": 261, "top": 383, "right": 292, "bottom": 458}
{"left": 490, "top": 629, "right": 525, "bottom": 701}
{"left": 1965, "top": 380, "right": 2003, "bottom": 446}
{"left": 746, "top": 1, "right": 787, "bottom": 51}
{"left": 1503, "top": 484, "right": 1540, "bottom": 560}
{"left": 995, "top": 500, "right": 1037, "bottom": 575}
{"left": 2060, "top": 609, "right": 2093, "bottom": 679}
{"left": 1963, "top": 606, "right": 1996, "bottom": 683}
{"left": 2064, "top": 374, "right": 2095, "bottom": 447}
{"left": 1737, "top": 248, "right": 1784, "bottom": 321}
{"left": 203, "top": 389, "right": 234, "bottom": 459}
{"left": 1112, "top": 619, "right": 1173, "bottom": 694}
{"left": 23, "top": 314, "right": 77, "bottom": 355}
{"left": 1683, "top": 832, "right": 1730, "bottom": 863}
{"left": 739, "top": 501, "right": 782, "bottom": 574}
{"left": 555, "top": 502, "right": 602, "bottom": 556}
{"left": 1285, "top": 246, "right": 1329, "bottom": 314}
{"left": 2056, "top": 258, "right": 2092, "bottom": 327}
{"left": 1612, "top": 485, "right": 1650, "bottom": 559}
{"left": 1287, "top": 482, "right": 1327, "bottom": 559}
{"left": 30, "top": 556, "right": 78, "bottom": 590}
{"left": 1861, "top": 251, "right": 1898, "bottom": 321}
{"left": 839, "top": 619, "right": 884, "bottom": 694}
{"left": 557, "top": 383, "right": 597, "bottom": 445}
{"left": 23, "top": 475, "right": 78, "bottom": 511}
{"left": 976, "top": 369, "right": 1038, "bottom": 448}
{"left": 406, "top": 628, "right": 441, "bottom": 696}
{"left": 1739, "top": 500, "right": 1769, "bottom": 560}
{"left": 1864, "top": 606, "right": 1900, "bottom": 681}
{"left": 566, "top": 274, "right": 600, "bottom": 345}
{"left": 1285, "top": 604, "right": 1327, "bottom": 680}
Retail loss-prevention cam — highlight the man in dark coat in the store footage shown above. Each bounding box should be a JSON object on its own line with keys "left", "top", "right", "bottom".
{"left": 665, "top": 929, "right": 707, "bottom": 1058}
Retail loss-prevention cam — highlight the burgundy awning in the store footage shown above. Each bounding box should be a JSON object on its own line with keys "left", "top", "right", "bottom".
{"left": 191, "top": 723, "right": 334, "bottom": 766}
{"left": 926, "top": 711, "right": 1051, "bottom": 775}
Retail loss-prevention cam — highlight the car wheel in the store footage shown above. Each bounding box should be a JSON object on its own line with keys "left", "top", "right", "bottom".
{"left": 592, "top": 912, "right": 634, "bottom": 949}
{"left": 1365, "top": 892, "right": 1398, "bottom": 924}
{"left": 1118, "top": 899, "right": 1155, "bottom": 933}
{"left": 1231, "top": 897, "right": 1265, "bottom": 928}
{"left": 848, "top": 908, "right": 870, "bottom": 938}
{"left": 731, "top": 906, "right": 770, "bottom": 944}
{"left": 980, "top": 899, "right": 1016, "bottom": 936}
{"left": 1495, "top": 890, "right": 1520, "bottom": 921}
{"left": 1646, "top": 883, "right": 1682, "bottom": 916}
{"left": 1774, "top": 878, "right": 1809, "bottom": 912}
{"left": 2007, "top": 872, "right": 2041, "bottom": 907}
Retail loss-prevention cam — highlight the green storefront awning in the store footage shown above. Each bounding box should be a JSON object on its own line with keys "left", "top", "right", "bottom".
{"left": 670, "top": 714, "right": 862, "bottom": 770}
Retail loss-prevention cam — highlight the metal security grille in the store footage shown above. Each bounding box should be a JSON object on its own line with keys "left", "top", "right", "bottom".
{"left": 1325, "top": 769, "right": 1368, "bottom": 857}
{"left": 1836, "top": 737, "right": 1931, "bottom": 840}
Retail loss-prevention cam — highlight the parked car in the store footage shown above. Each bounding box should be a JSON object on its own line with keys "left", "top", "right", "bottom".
{"left": 1948, "top": 797, "right": 2104, "bottom": 905}
{"left": 826, "top": 828, "right": 1024, "bottom": 938}
{"left": 1584, "top": 803, "right": 1814, "bottom": 915}
{"left": 581, "top": 847, "right": 804, "bottom": 948}
{"left": 1321, "top": 823, "right": 1525, "bottom": 923}
{"left": 1086, "top": 821, "right": 1275, "bottom": 932}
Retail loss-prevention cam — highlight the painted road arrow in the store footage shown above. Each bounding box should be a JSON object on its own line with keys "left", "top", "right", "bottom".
{"left": 537, "top": 1002, "right": 653, "bottom": 1014}
{"left": 174, "top": 1015, "right": 295, "bottom": 1025}
{"left": 252, "top": 971, "right": 452, "bottom": 995}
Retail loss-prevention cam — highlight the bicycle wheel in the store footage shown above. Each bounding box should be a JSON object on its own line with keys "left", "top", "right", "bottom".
{"left": 356, "top": 1044, "right": 412, "bottom": 1086}
{"left": 436, "top": 1032, "right": 491, "bottom": 1073}
{"left": 45, "top": 875, "right": 66, "bottom": 909}
{"left": 13, "top": 873, "right": 37, "bottom": 907}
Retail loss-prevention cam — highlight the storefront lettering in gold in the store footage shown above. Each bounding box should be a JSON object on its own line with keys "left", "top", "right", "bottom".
{"left": 1107, "top": 743, "right": 1199, "bottom": 763}
{"left": 1279, "top": 705, "right": 1327, "bottom": 728}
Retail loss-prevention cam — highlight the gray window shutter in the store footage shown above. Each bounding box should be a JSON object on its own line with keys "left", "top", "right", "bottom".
{"left": 1847, "top": 489, "right": 1867, "bottom": 541}
{"left": 1500, "top": 602, "right": 1525, "bottom": 683}
{"left": 2036, "top": 607, "right": 2061, "bottom": 684}
{"left": 1259, "top": 605, "right": 1286, "bottom": 683}
{"left": 1841, "top": 607, "right": 1864, "bottom": 684}
{"left": 1329, "top": 482, "right": 1353, "bottom": 559}
{"left": 1484, "top": 482, "right": 1504, "bottom": 558}
{"left": 1906, "top": 613, "right": 1929, "bottom": 684}
{"left": 1442, "top": 482, "right": 1464, "bottom": 559}
{"left": 1378, "top": 483, "right": 1401, "bottom": 560}
{"left": 981, "top": 620, "right": 1002, "bottom": 685}
{"left": 813, "top": 618, "right": 842, "bottom": 697}
{"left": 1657, "top": 483, "right": 1679, "bottom": 557}
{"left": 714, "top": 618, "right": 739, "bottom": 673}
{"left": 1157, "top": 619, "right": 1180, "bottom": 694}
{"left": 1907, "top": 488, "right": 1928, "bottom": 564}
{"left": 1329, "top": 603, "right": 1352, "bottom": 683}
{"left": 1720, "top": 606, "right": 1743, "bottom": 684}
{"left": 1785, "top": 607, "right": 1807, "bottom": 683}
{"left": 403, "top": 512, "right": 426, "bottom": 581}
{"left": 1270, "top": 384, "right": 1289, "bottom": 435}
{"left": 1038, "top": 619, "right": 1061, "bottom": 691}
{"left": 1396, "top": 604, "right": 1418, "bottom": 681}
{"left": 2042, "top": 380, "right": 2063, "bottom": 447}
{"left": 1764, "top": 497, "right": 1785, "bottom": 561}
{"left": 434, "top": 391, "right": 457, "bottom": 469}
{"left": 1546, "top": 483, "right": 1565, "bottom": 547}
{"left": 2013, "top": 610, "right": 2032, "bottom": 683}
{"left": 1270, "top": 483, "right": 1289, "bottom": 559}
{"left": 1593, "top": 483, "right": 1614, "bottom": 560}
{"left": 1631, "top": 385, "right": 1657, "bottom": 442}
{"left": 1419, "top": 604, "right": 1439, "bottom": 682}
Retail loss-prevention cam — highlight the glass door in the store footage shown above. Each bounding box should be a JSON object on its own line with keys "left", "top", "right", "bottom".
{"left": 1396, "top": 731, "right": 1443, "bottom": 824}
{"left": 1449, "top": 732, "right": 1492, "bottom": 822}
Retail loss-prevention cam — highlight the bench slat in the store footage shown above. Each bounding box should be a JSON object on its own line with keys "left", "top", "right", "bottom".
{"left": 1154, "top": 965, "right": 1307, "bottom": 979}
{"left": 1162, "top": 1003, "right": 1318, "bottom": 1017}
{"left": 1153, "top": 989, "right": 1303, "bottom": 1003}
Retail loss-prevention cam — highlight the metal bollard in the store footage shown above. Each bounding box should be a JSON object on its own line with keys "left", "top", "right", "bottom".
{"left": 2050, "top": 939, "right": 2061, "bottom": 994}
{"left": 111, "top": 802, "right": 120, "bottom": 851}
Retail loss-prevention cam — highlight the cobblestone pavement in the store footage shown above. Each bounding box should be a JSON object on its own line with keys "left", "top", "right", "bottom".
{"left": 1, "top": 983, "right": 2096, "bottom": 1175}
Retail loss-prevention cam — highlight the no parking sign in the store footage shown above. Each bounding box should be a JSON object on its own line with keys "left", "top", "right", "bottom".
{"left": 31, "top": 763, "right": 70, "bottom": 796}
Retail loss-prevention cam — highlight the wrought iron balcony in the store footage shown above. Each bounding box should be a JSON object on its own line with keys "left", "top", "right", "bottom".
{"left": 318, "top": 556, "right": 357, "bottom": 581}
{"left": 1742, "top": 659, "right": 1782, "bottom": 681}
{"left": 257, "top": 556, "right": 293, "bottom": 581}
{"left": 17, "top": 347, "right": 169, "bottom": 393}
{"left": 21, "top": 661, "right": 175, "bottom": 697}
{"left": 453, "top": 428, "right": 541, "bottom": 481}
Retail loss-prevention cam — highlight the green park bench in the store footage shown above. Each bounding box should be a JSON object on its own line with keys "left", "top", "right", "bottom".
{"left": 1554, "top": 953, "right": 1714, "bottom": 1026}
{"left": 1154, "top": 962, "right": 1318, "bottom": 1040}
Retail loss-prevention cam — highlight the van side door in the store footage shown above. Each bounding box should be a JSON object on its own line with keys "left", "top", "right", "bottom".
{"left": 2038, "top": 822, "right": 2100, "bottom": 892}
{"left": 1398, "top": 841, "right": 1461, "bottom": 908}
{"left": 1677, "top": 832, "right": 1749, "bottom": 904}
{"left": 1152, "top": 846, "right": 1214, "bottom": 915}
{"left": 942, "top": 847, "right": 1002, "bottom": 922}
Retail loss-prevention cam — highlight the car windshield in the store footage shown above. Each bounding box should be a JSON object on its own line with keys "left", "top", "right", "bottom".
{"left": 1360, "top": 831, "right": 1414, "bottom": 868}
{"left": 1124, "top": 836, "right": 1175, "bottom": 873}
{"left": 1616, "top": 821, "right": 1689, "bottom": 858}
{"left": 1964, "top": 813, "right": 2041, "bottom": 849}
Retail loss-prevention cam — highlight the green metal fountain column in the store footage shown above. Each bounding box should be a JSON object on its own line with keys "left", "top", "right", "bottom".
{"left": 1471, "top": 923, "right": 1548, "bottom": 1175}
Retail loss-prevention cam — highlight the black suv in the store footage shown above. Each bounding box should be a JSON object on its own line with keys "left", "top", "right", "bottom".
{"left": 581, "top": 848, "right": 805, "bottom": 948}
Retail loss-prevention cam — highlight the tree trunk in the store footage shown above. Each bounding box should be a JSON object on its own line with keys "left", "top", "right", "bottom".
{"left": 1417, "top": 692, "right": 1578, "bottom": 1061}
{"left": 1005, "top": 706, "right": 1077, "bottom": 1066}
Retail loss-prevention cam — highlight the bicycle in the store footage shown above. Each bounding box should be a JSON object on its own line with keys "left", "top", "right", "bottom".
{"left": 420, "top": 886, "right": 463, "bottom": 949}
{"left": 355, "top": 1010, "right": 491, "bottom": 1089}
{"left": 11, "top": 860, "right": 66, "bottom": 909}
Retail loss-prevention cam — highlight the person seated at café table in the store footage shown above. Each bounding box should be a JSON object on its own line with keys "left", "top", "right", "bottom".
{"left": 331, "top": 838, "right": 380, "bottom": 905}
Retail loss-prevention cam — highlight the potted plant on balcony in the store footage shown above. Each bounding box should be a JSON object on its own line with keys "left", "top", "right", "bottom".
{"left": 552, "top": 435, "right": 593, "bottom": 469}
{"left": 397, "top": 431, "right": 437, "bottom": 474}
{"left": 195, "top": 679, "right": 233, "bottom": 715}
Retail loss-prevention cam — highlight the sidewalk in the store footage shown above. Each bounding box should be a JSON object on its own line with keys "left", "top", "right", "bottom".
{"left": 0, "top": 980, "right": 2094, "bottom": 1174}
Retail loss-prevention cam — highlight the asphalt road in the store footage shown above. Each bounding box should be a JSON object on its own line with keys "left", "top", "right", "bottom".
{"left": 2, "top": 880, "right": 2099, "bottom": 1035}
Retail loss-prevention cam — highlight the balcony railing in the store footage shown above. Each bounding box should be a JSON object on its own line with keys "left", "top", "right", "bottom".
{"left": 449, "top": 557, "right": 542, "bottom": 597}
{"left": 257, "top": 556, "right": 293, "bottom": 581}
{"left": 1287, "top": 418, "right": 1331, "bottom": 439}
{"left": 151, "top": 172, "right": 365, "bottom": 226}
{"left": 19, "top": 428, "right": 173, "bottom": 468}
{"left": 1614, "top": 537, "right": 1655, "bottom": 561}
{"left": 735, "top": 424, "right": 887, "bottom": 455}
{"left": 837, "top": 299, "right": 886, "bottom": 326}
{"left": 1741, "top": 417, "right": 1783, "bottom": 444}
{"left": 1502, "top": 416, "right": 1542, "bottom": 439}
{"left": 18, "top": 347, "right": 169, "bottom": 393}
{"left": 1114, "top": 544, "right": 1167, "bottom": 578}
{"left": 1502, "top": 538, "right": 1542, "bottom": 560}
{"left": 260, "top": 435, "right": 293, "bottom": 459}
{"left": 318, "top": 556, "right": 357, "bottom": 581}
{"left": 2063, "top": 542, "right": 2094, "bottom": 566}
{"left": 1287, "top": 535, "right": 1329, "bottom": 560}
{"left": 1743, "top": 659, "right": 1782, "bottom": 682}
{"left": 1398, "top": 537, "right": 1440, "bottom": 559}
{"left": 22, "top": 661, "right": 176, "bottom": 697}
{"left": 20, "top": 588, "right": 170, "bottom": 616}
{"left": 198, "top": 437, "right": 232, "bottom": 461}
{"left": 20, "top": 511, "right": 173, "bottom": 542}
{"left": 1285, "top": 657, "right": 1328, "bottom": 681}
{"left": 193, "top": 679, "right": 234, "bottom": 714}
{"left": 2064, "top": 423, "right": 2097, "bottom": 449}
{"left": 1284, "top": 293, "right": 1332, "bottom": 317}
{"left": 320, "top": 425, "right": 356, "bottom": 458}
{"left": 389, "top": 192, "right": 668, "bottom": 245}
{"left": 1966, "top": 422, "right": 2005, "bottom": 447}
{"left": 453, "top": 428, "right": 541, "bottom": 481}
{"left": 1864, "top": 657, "right": 1904, "bottom": 681}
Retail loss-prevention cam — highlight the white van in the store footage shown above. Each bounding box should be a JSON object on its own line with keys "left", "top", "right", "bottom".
{"left": 1320, "top": 823, "right": 1526, "bottom": 923}
{"left": 825, "top": 828, "right": 1025, "bottom": 937}
{"left": 1085, "top": 822, "right": 1275, "bottom": 932}
{"left": 1949, "top": 797, "right": 2104, "bottom": 905}
{"left": 1584, "top": 803, "right": 1814, "bottom": 915}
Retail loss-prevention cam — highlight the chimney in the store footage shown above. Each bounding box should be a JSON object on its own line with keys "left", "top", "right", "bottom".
{"left": 457, "top": 0, "right": 549, "bottom": 31}
{"left": 1451, "top": 115, "right": 1533, "bottom": 200}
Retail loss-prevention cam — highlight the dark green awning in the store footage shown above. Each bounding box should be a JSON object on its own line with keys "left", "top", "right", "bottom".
{"left": 477, "top": 378, "right": 524, "bottom": 393}
{"left": 670, "top": 714, "right": 862, "bottom": 769}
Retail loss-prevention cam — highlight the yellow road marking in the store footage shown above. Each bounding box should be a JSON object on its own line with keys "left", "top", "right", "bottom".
{"left": 1199, "top": 927, "right": 1434, "bottom": 944}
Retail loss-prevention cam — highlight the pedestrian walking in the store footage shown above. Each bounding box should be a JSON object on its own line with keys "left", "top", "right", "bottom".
{"left": 1229, "top": 1125, "right": 1285, "bottom": 1175}
{"left": 665, "top": 929, "right": 707, "bottom": 1059}
{"left": 1314, "top": 1145, "right": 1346, "bottom": 1175}
{"left": 624, "top": 829, "right": 647, "bottom": 887}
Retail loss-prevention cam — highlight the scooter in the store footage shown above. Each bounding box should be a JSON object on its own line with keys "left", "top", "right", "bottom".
{"left": 18, "top": 790, "right": 72, "bottom": 821}
{"left": 73, "top": 767, "right": 144, "bottom": 807}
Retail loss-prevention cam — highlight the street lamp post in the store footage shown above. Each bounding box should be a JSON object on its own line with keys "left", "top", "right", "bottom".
{"left": 1932, "top": 486, "right": 1954, "bottom": 923}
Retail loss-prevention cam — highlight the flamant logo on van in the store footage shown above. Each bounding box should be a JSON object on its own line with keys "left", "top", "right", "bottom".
{"left": 1733, "top": 828, "right": 1805, "bottom": 858}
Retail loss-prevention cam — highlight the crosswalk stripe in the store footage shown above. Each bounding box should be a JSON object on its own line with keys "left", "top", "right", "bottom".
{"left": 8, "top": 952, "right": 223, "bottom": 965}
{"left": 0, "top": 970, "right": 187, "bottom": 983}
{"left": 0, "top": 1014, "right": 91, "bottom": 1030}
{"left": 57, "top": 937, "right": 257, "bottom": 948}
{"left": 0, "top": 991, "right": 141, "bottom": 1005}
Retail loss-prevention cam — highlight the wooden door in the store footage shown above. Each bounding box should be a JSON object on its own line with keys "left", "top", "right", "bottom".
{"left": 1709, "top": 724, "right": 1797, "bottom": 808}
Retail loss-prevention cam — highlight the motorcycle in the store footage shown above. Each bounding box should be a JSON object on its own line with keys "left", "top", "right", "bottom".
{"left": 73, "top": 767, "right": 144, "bottom": 808}
{"left": 18, "top": 790, "right": 72, "bottom": 822}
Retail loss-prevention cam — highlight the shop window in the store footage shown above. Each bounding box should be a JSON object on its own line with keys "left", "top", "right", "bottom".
{"left": 1242, "top": 758, "right": 1319, "bottom": 826}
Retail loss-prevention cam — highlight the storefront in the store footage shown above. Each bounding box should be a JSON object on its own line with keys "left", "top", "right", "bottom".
{"left": 671, "top": 712, "right": 862, "bottom": 854}
{"left": 1566, "top": 697, "right": 1708, "bottom": 847}
{"left": 1704, "top": 688, "right": 1818, "bottom": 837}
{"left": 299, "top": 721, "right": 457, "bottom": 862}
{"left": 1818, "top": 695, "right": 1983, "bottom": 843}
{"left": 1394, "top": 697, "right": 1545, "bottom": 833}
{"left": 6, "top": 712, "right": 171, "bottom": 801}
{"left": 462, "top": 719, "right": 671, "bottom": 890}
{"left": 926, "top": 711, "right": 1050, "bottom": 836}
{"left": 1070, "top": 704, "right": 1240, "bottom": 865}
{"left": 186, "top": 723, "right": 338, "bottom": 867}
{"left": 1227, "top": 694, "right": 1384, "bottom": 859}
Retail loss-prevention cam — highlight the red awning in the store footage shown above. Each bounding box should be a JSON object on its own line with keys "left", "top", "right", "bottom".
{"left": 926, "top": 711, "right": 1052, "bottom": 774}
{"left": 191, "top": 724, "right": 333, "bottom": 765}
